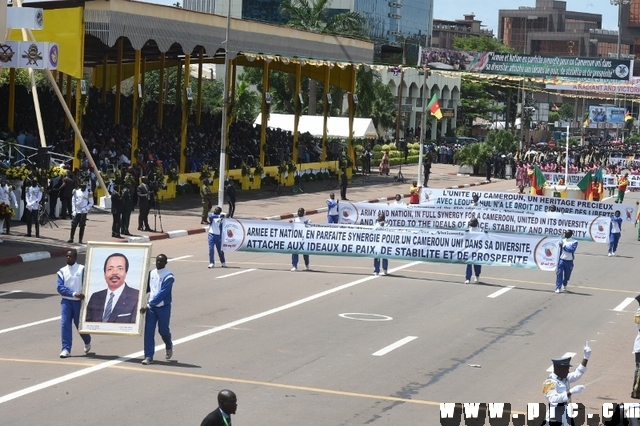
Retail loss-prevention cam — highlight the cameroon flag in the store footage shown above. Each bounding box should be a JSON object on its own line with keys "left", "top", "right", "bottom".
{"left": 529, "top": 165, "right": 546, "bottom": 195}
{"left": 576, "top": 171, "right": 593, "bottom": 199}
{"left": 626, "top": 112, "right": 634, "bottom": 122}
{"left": 428, "top": 94, "right": 443, "bottom": 120}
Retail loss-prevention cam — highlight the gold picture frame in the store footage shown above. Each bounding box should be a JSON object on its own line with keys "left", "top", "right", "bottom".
{"left": 79, "top": 241, "right": 152, "bottom": 336}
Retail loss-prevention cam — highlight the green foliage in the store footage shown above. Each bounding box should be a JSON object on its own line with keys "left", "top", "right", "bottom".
{"left": 459, "top": 78, "right": 505, "bottom": 129}
{"left": 453, "top": 36, "right": 514, "bottom": 53}
{"left": 454, "top": 142, "right": 492, "bottom": 175}
{"left": 485, "top": 130, "right": 517, "bottom": 154}
{"left": 279, "top": 0, "right": 368, "bottom": 38}
{"left": 548, "top": 111, "right": 560, "bottom": 124}
{"left": 558, "top": 104, "right": 574, "bottom": 120}
{"left": 233, "top": 81, "right": 261, "bottom": 122}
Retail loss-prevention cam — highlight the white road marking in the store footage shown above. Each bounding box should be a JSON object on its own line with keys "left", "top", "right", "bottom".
{"left": 546, "top": 352, "right": 577, "bottom": 372}
{"left": 613, "top": 297, "right": 636, "bottom": 312}
{"left": 0, "top": 290, "right": 22, "bottom": 297}
{"left": 339, "top": 313, "right": 393, "bottom": 322}
{"left": 168, "top": 255, "right": 193, "bottom": 262}
{"left": 216, "top": 268, "right": 256, "bottom": 279}
{"left": 0, "top": 261, "right": 421, "bottom": 405}
{"left": 372, "top": 336, "right": 418, "bottom": 356}
{"left": 487, "top": 286, "right": 515, "bottom": 298}
{"left": 0, "top": 316, "right": 60, "bottom": 335}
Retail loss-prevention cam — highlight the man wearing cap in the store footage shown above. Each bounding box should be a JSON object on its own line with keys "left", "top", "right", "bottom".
{"left": 556, "top": 230, "right": 578, "bottom": 293}
{"left": 543, "top": 343, "right": 590, "bottom": 425}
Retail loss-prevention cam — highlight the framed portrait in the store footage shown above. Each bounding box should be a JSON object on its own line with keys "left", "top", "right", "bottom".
{"left": 79, "top": 242, "right": 152, "bottom": 336}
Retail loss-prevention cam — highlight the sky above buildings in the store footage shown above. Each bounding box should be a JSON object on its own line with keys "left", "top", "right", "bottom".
{"left": 434, "top": 0, "right": 619, "bottom": 34}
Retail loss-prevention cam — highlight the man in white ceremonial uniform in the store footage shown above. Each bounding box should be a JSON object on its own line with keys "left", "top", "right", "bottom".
{"left": 543, "top": 343, "right": 591, "bottom": 425}
{"left": 25, "top": 179, "right": 43, "bottom": 238}
{"left": 0, "top": 179, "right": 18, "bottom": 242}
{"left": 68, "top": 182, "right": 93, "bottom": 244}
{"left": 372, "top": 212, "right": 389, "bottom": 275}
{"left": 290, "top": 207, "right": 311, "bottom": 271}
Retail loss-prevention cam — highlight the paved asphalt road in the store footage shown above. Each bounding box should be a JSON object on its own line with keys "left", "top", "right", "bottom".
{"left": 0, "top": 178, "right": 638, "bottom": 425}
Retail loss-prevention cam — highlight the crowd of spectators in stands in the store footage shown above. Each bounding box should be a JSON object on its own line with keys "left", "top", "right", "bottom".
{"left": 0, "top": 85, "right": 340, "bottom": 179}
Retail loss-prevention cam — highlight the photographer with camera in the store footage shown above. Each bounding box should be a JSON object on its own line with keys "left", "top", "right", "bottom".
{"left": 137, "top": 176, "right": 152, "bottom": 232}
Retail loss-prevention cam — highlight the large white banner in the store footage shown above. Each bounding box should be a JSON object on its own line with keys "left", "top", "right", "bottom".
{"left": 222, "top": 219, "right": 560, "bottom": 271}
{"left": 420, "top": 188, "right": 637, "bottom": 221}
{"left": 338, "top": 202, "right": 610, "bottom": 243}
{"left": 542, "top": 171, "right": 640, "bottom": 189}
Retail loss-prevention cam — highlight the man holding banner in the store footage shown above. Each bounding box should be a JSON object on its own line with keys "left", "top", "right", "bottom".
{"left": 556, "top": 230, "right": 578, "bottom": 293}
{"left": 373, "top": 213, "right": 389, "bottom": 276}
{"left": 464, "top": 218, "right": 483, "bottom": 284}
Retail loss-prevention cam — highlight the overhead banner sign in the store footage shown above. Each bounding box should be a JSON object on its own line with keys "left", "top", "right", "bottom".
{"left": 546, "top": 82, "right": 640, "bottom": 95}
{"left": 417, "top": 47, "right": 634, "bottom": 82}
{"left": 419, "top": 188, "right": 637, "bottom": 221}
{"left": 0, "top": 41, "right": 58, "bottom": 70}
{"left": 222, "top": 219, "right": 560, "bottom": 271}
{"left": 338, "top": 202, "right": 610, "bottom": 243}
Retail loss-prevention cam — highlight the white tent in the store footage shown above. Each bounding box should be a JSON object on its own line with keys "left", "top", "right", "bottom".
{"left": 254, "top": 113, "right": 378, "bottom": 139}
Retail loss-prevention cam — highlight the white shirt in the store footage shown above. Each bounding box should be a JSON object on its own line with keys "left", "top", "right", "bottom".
{"left": 148, "top": 268, "right": 173, "bottom": 308}
{"left": 634, "top": 307, "right": 640, "bottom": 354}
{"left": 72, "top": 188, "right": 93, "bottom": 215}
{"left": 25, "top": 185, "right": 43, "bottom": 211}
{"left": 102, "top": 284, "right": 125, "bottom": 314}
{"left": 559, "top": 238, "right": 578, "bottom": 261}
{"left": 393, "top": 200, "right": 406, "bottom": 206}
{"left": 0, "top": 184, "right": 17, "bottom": 207}
{"left": 57, "top": 263, "right": 85, "bottom": 301}
{"left": 326, "top": 198, "right": 338, "bottom": 216}
{"left": 293, "top": 216, "right": 311, "bottom": 224}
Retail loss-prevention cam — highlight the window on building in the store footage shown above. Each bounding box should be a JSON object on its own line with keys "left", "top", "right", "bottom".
{"left": 631, "top": 3, "right": 640, "bottom": 26}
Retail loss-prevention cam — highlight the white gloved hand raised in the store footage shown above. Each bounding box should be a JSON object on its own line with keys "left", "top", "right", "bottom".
{"left": 569, "top": 385, "right": 585, "bottom": 394}
{"left": 584, "top": 341, "right": 591, "bottom": 360}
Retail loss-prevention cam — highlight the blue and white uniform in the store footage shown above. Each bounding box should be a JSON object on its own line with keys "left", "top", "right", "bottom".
{"left": 326, "top": 197, "right": 339, "bottom": 223}
{"left": 144, "top": 267, "right": 174, "bottom": 360}
{"left": 556, "top": 237, "right": 578, "bottom": 291}
{"left": 57, "top": 262, "right": 91, "bottom": 352}
{"left": 373, "top": 220, "right": 388, "bottom": 275}
{"left": 207, "top": 212, "right": 226, "bottom": 266}
{"left": 609, "top": 215, "right": 623, "bottom": 255}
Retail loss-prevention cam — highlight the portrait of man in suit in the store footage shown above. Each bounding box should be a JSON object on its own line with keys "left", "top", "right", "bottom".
{"left": 85, "top": 253, "right": 140, "bottom": 323}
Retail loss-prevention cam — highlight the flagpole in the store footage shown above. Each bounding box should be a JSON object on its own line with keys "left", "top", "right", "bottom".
{"left": 565, "top": 124, "right": 569, "bottom": 185}
{"left": 417, "top": 68, "right": 428, "bottom": 187}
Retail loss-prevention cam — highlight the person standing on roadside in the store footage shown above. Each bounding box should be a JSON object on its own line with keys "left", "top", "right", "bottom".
{"left": 201, "top": 178, "right": 213, "bottom": 224}
{"left": 25, "top": 178, "right": 43, "bottom": 238}
{"left": 67, "top": 181, "right": 93, "bottom": 244}
{"left": 120, "top": 185, "right": 133, "bottom": 236}
{"left": 110, "top": 185, "right": 123, "bottom": 239}
{"left": 200, "top": 389, "right": 238, "bottom": 426}
{"left": 326, "top": 192, "right": 339, "bottom": 223}
{"left": 57, "top": 250, "right": 91, "bottom": 358}
{"left": 340, "top": 170, "right": 348, "bottom": 201}
{"left": 137, "top": 176, "right": 152, "bottom": 232}
{"left": 225, "top": 179, "right": 237, "bottom": 218}
{"left": 140, "top": 254, "right": 174, "bottom": 365}
{"left": 59, "top": 170, "right": 75, "bottom": 220}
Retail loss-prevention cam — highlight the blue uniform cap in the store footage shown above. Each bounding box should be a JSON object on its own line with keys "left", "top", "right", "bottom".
{"left": 552, "top": 357, "right": 572, "bottom": 367}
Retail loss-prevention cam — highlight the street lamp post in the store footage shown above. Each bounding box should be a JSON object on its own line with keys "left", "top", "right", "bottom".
{"left": 610, "top": 0, "right": 631, "bottom": 141}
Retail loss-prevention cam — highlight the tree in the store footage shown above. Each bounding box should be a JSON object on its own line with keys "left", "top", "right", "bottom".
{"left": 452, "top": 35, "right": 513, "bottom": 54}
{"left": 558, "top": 104, "right": 574, "bottom": 121}
{"left": 232, "top": 81, "right": 261, "bottom": 122}
{"left": 279, "top": 0, "right": 367, "bottom": 115}
{"left": 454, "top": 142, "right": 492, "bottom": 175}
{"left": 485, "top": 130, "right": 517, "bottom": 154}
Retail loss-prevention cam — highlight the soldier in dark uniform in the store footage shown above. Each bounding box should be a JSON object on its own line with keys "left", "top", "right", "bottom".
{"left": 121, "top": 185, "right": 133, "bottom": 236}
{"left": 110, "top": 185, "right": 123, "bottom": 238}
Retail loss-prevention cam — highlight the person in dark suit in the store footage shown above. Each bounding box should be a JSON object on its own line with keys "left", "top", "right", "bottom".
{"left": 48, "top": 175, "right": 62, "bottom": 218}
{"left": 200, "top": 389, "right": 237, "bottom": 426}
{"left": 137, "top": 177, "right": 152, "bottom": 231}
{"left": 59, "top": 171, "right": 75, "bottom": 220}
{"left": 110, "top": 185, "right": 123, "bottom": 238}
{"left": 85, "top": 253, "right": 139, "bottom": 323}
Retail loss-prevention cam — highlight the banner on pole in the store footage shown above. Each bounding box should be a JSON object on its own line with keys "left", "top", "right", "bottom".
{"left": 222, "top": 219, "right": 560, "bottom": 271}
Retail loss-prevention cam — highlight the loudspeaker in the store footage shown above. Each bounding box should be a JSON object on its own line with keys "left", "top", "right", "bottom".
{"left": 37, "top": 147, "right": 50, "bottom": 169}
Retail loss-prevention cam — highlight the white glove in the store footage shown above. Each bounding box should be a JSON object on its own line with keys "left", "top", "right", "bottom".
{"left": 569, "top": 385, "right": 585, "bottom": 394}
{"left": 584, "top": 341, "right": 591, "bottom": 360}
{"left": 14, "top": 204, "right": 18, "bottom": 209}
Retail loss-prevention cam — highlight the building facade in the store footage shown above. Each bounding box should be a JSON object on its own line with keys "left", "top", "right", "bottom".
{"left": 431, "top": 14, "right": 494, "bottom": 50}
{"left": 498, "top": 0, "right": 633, "bottom": 58}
